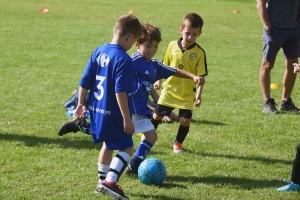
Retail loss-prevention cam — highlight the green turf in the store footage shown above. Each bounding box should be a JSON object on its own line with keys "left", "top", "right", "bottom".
{"left": 1, "top": 0, "right": 300, "bottom": 199}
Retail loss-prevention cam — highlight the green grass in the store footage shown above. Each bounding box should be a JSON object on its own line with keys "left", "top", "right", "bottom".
{"left": 1, "top": 0, "right": 300, "bottom": 199}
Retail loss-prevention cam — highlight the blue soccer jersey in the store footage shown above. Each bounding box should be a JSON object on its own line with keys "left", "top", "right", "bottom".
{"left": 79, "top": 44, "right": 134, "bottom": 143}
{"left": 128, "top": 52, "right": 176, "bottom": 116}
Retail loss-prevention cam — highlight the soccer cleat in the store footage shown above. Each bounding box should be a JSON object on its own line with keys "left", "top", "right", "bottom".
{"left": 173, "top": 141, "right": 183, "bottom": 153}
{"left": 277, "top": 179, "right": 300, "bottom": 192}
{"left": 125, "top": 165, "right": 138, "bottom": 175}
{"left": 58, "top": 118, "right": 84, "bottom": 136}
{"left": 279, "top": 98, "right": 300, "bottom": 113}
{"left": 95, "top": 180, "right": 129, "bottom": 200}
{"left": 263, "top": 98, "right": 279, "bottom": 114}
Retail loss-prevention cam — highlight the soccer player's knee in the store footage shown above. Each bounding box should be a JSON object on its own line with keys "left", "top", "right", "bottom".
{"left": 179, "top": 118, "right": 190, "bottom": 126}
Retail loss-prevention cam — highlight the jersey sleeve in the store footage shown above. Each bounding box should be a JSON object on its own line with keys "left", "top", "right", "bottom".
{"left": 115, "top": 57, "right": 135, "bottom": 93}
{"left": 196, "top": 48, "right": 208, "bottom": 77}
{"left": 162, "top": 42, "right": 173, "bottom": 66}
{"left": 153, "top": 60, "right": 176, "bottom": 82}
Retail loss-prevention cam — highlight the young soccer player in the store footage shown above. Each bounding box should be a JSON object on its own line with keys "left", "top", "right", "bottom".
{"left": 73, "top": 15, "right": 142, "bottom": 200}
{"left": 151, "top": 13, "right": 207, "bottom": 153}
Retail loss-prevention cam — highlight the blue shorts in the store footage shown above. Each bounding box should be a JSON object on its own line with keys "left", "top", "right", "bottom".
{"left": 263, "top": 25, "right": 300, "bottom": 61}
{"left": 93, "top": 134, "right": 133, "bottom": 151}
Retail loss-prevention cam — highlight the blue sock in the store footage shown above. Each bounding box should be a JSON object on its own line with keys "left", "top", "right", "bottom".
{"left": 129, "top": 140, "right": 153, "bottom": 172}
{"left": 135, "top": 140, "right": 153, "bottom": 159}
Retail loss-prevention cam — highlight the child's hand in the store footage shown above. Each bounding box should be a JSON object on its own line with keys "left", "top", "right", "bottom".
{"left": 193, "top": 76, "right": 205, "bottom": 85}
{"left": 74, "top": 104, "right": 87, "bottom": 119}
{"left": 123, "top": 118, "right": 135, "bottom": 134}
{"left": 194, "top": 97, "right": 202, "bottom": 107}
{"left": 293, "top": 63, "right": 300, "bottom": 73}
{"left": 154, "top": 80, "right": 161, "bottom": 90}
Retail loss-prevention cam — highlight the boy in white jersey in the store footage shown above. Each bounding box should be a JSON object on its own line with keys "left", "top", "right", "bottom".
{"left": 152, "top": 13, "right": 207, "bottom": 153}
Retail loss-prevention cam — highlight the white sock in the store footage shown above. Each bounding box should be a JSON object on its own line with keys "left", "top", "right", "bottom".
{"left": 106, "top": 152, "right": 130, "bottom": 182}
{"left": 98, "top": 163, "right": 109, "bottom": 182}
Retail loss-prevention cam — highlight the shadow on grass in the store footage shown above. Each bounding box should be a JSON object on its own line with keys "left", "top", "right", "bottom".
{"left": 183, "top": 151, "right": 292, "bottom": 165}
{"left": 0, "top": 132, "right": 100, "bottom": 150}
{"left": 131, "top": 193, "right": 184, "bottom": 200}
{"left": 191, "top": 119, "right": 226, "bottom": 126}
{"left": 164, "top": 175, "right": 283, "bottom": 190}
{"left": 165, "top": 119, "right": 226, "bottom": 126}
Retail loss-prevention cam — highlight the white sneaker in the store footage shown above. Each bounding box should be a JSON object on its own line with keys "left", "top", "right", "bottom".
{"left": 173, "top": 142, "right": 183, "bottom": 153}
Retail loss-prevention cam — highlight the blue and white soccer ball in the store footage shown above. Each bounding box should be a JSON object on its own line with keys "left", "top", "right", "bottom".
{"left": 138, "top": 158, "right": 167, "bottom": 185}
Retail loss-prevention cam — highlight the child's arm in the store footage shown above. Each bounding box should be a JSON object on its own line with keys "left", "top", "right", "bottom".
{"left": 194, "top": 77, "right": 205, "bottom": 107}
{"left": 116, "top": 92, "right": 135, "bottom": 134}
{"left": 174, "top": 68, "right": 205, "bottom": 85}
{"left": 293, "top": 63, "right": 300, "bottom": 73}
{"left": 75, "top": 86, "right": 88, "bottom": 118}
{"left": 150, "top": 90, "right": 160, "bottom": 103}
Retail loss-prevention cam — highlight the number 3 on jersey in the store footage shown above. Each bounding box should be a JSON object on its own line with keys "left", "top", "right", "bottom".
{"left": 94, "top": 75, "right": 105, "bottom": 100}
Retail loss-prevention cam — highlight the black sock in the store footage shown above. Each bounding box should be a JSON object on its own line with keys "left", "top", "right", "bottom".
{"left": 128, "top": 156, "right": 143, "bottom": 173}
{"left": 176, "top": 125, "right": 190, "bottom": 144}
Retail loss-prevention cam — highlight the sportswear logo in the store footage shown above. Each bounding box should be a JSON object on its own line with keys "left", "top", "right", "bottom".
{"left": 96, "top": 53, "right": 110, "bottom": 67}
{"left": 171, "top": 50, "right": 176, "bottom": 56}
{"left": 190, "top": 53, "right": 197, "bottom": 61}
{"left": 145, "top": 70, "right": 149, "bottom": 75}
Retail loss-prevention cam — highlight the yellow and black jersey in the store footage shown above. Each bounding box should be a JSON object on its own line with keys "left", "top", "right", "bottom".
{"left": 158, "top": 38, "right": 207, "bottom": 110}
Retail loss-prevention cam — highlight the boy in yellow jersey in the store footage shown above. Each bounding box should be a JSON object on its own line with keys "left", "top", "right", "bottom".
{"left": 151, "top": 13, "right": 207, "bottom": 153}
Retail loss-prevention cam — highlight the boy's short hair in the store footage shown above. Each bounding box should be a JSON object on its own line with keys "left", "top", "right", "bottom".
{"left": 113, "top": 15, "right": 142, "bottom": 39}
{"left": 181, "top": 13, "right": 203, "bottom": 31}
{"left": 137, "top": 23, "right": 162, "bottom": 44}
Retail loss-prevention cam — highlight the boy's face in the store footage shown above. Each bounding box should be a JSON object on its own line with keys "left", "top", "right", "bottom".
{"left": 180, "top": 26, "right": 201, "bottom": 48}
{"left": 136, "top": 40, "right": 159, "bottom": 61}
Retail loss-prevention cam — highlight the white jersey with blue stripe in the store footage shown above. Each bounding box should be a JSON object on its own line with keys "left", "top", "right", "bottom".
{"left": 128, "top": 52, "right": 176, "bottom": 116}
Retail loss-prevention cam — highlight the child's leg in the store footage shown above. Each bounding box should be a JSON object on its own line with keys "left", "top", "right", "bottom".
{"left": 291, "top": 143, "right": 300, "bottom": 184}
{"left": 58, "top": 118, "right": 91, "bottom": 136}
{"left": 105, "top": 147, "right": 134, "bottom": 183}
{"left": 127, "top": 130, "right": 157, "bottom": 174}
{"left": 176, "top": 118, "right": 191, "bottom": 144}
{"left": 151, "top": 104, "right": 173, "bottom": 128}
{"left": 97, "top": 143, "right": 112, "bottom": 183}
{"left": 173, "top": 109, "right": 192, "bottom": 153}
{"left": 96, "top": 147, "right": 133, "bottom": 199}
{"left": 151, "top": 113, "right": 163, "bottom": 129}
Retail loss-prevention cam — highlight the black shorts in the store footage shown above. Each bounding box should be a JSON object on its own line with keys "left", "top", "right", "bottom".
{"left": 154, "top": 104, "right": 193, "bottom": 119}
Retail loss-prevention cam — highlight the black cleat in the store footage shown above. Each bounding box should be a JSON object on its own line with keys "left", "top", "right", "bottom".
{"left": 58, "top": 118, "right": 85, "bottom": 136}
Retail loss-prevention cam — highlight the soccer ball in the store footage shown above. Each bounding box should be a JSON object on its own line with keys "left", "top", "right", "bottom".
{"left": 138, "top": 158, "right": 167, "bottom": 185}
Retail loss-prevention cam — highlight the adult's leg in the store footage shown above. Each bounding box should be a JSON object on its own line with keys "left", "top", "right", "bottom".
{"left": 282, "top": 58, "right": 298, "bottom": 101}
{"left": 260, "top": 59, "right": 275, "bottom": 101}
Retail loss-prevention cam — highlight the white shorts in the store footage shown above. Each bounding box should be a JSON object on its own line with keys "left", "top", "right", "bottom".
{"left": 132, "top": 114, "right": 154, "bottom": 135}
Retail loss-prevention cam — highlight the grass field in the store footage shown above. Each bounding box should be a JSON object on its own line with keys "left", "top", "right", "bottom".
{"left": 1, "top": 0, "right": 300, "bottom": 199}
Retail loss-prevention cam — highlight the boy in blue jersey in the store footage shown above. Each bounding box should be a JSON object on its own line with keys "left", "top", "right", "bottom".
{"left": 73, "top": 15, "right": 142, "bottom": 200}
{"left": 151, "top": 13, "right": 207, "bottom": 153}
